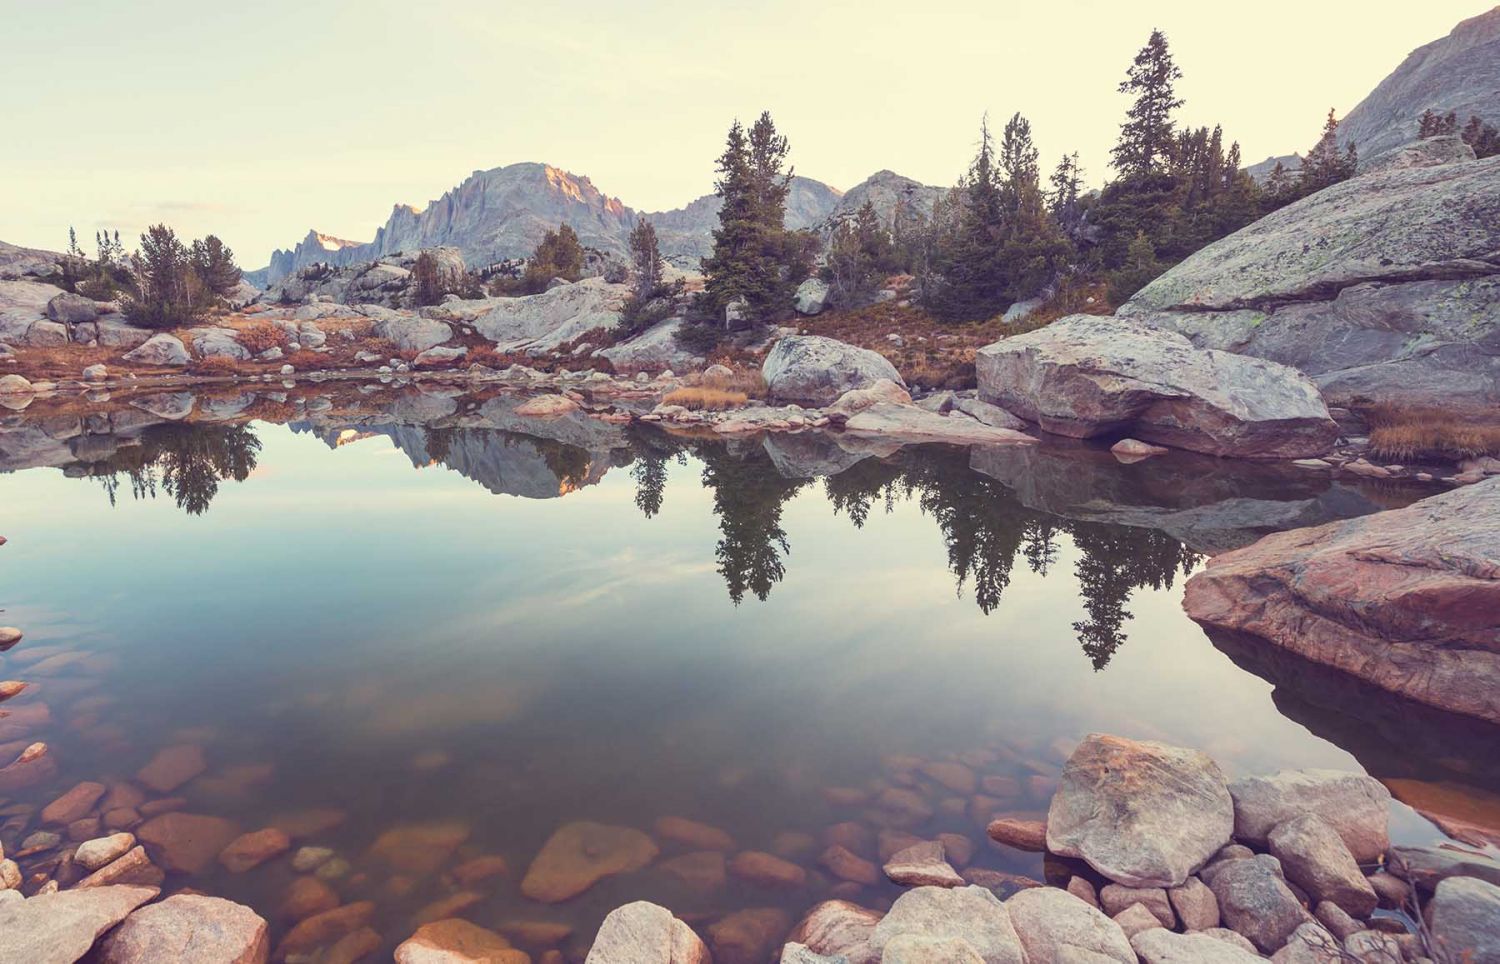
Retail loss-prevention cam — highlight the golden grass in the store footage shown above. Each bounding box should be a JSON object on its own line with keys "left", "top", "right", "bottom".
{"left": 192, "top": 355, "right": 242, "bottom": 376}
{"left": 662, "top": 386, "right": 749, "bottom": 410}
{"left": 700, "top": 366, "right": 765, "bottom": 397}
{"left": 236, "top": 323, "right": 290, "bottom": 354}
{"left": 1364, "top": 403, "right": 1500, "bottom": 461}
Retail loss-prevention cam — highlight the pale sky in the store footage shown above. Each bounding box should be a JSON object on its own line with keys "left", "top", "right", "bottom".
{"left": 2, "top": 1, "right": 1489, "bottom": 267}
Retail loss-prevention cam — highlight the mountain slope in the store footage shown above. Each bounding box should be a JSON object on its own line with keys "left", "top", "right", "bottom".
{"left": 1338, "top": 6, "right": 1500, "bottom": 162}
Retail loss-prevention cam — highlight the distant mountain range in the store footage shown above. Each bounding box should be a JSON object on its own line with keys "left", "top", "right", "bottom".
{"left": 250, "top": 165, "right": 945, "bottom": 286}
{"left": 1247, "top": 5, "right": 1500, "bottom": 180}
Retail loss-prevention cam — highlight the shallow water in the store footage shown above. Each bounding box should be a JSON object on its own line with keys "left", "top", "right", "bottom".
{"left": 0, "top": 386, "right": 1491, "bottom": 958}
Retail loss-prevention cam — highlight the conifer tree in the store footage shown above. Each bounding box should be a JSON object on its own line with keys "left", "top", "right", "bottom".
{"left": 190, "top": 235, "right": 242, "bottom": 299}
{"left": 1111, "top": 29, "right": 1183, "bottom": 180}
{"left": 621, "top": 218, "right": 671, "bottom": 334}
{"left": 1048, "top": 152, "right": 1086, "bottom": 238}
{"left": 997, "top": 113, "right": 1071, "bottom": 301}
{"left": 1301, "top": 109, "right": 1358, "bottom": 193}
{"left": 928, "top": 117, "right": 1009, "bottom": 320}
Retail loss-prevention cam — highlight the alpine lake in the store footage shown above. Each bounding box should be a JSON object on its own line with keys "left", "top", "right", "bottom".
{"left": 1, "top": 381, "right": 1494, "bottom": 960}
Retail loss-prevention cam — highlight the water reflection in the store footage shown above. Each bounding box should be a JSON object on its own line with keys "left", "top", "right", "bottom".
{"left": 84, "top": 422, "right": 261, "bottom": 515}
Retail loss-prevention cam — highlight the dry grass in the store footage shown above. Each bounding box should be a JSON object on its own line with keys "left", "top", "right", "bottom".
{"left": 1365, "top": 404, "right": 1500, "bottom": 461}
{"left": 662, "top": 386, "right": 749, "bottom": 410}
{"left": 192, "top": 355, "right": 241, "bottom": 377}
{"left": 284, "top": 350, "right": 327, "bottom": 369}
{"left": 237, "top": 323, "right": 290, "bottom": 354}
{"left": 700, "top": 366, "right": 765, "bottom": 397}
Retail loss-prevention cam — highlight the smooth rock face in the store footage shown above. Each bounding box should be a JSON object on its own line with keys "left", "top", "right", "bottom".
{"left": 882, "top": 841, "right": 964, "bottom": 888}
{"left": 75, "top": 832, "right": 137, "bottom": 871}
{"left": 521, "top": 821, "right": 659, "bottom": 902}
{"left": 46, "top": 291, "right": 99, "bottom": 324}
{"left": 1366, "top": 134, "right": 1478, "bottom": 173}
{"left": 1186, "top": 480, "right": 1500, "bottom": 726}
{"left": 1124, "top": 155, "right": 1500, "bottom": 411}
{"left": 1266, "top": 813, "right": 1378, "bottom": 917}
{"left": 842, "top": 403, "right": 1036, "bottom": 447}
{"left": 881, "top": 934, "right": 984, "bottom": 963}
{"left": 794, "top": 277, "right": 830, "bottom": 315}
{"left": 762, "top": 335, "right": 905, "bottom": 406}
{"left": 0, "top": 884, "right": 158, "bottom": 964}
{"left": 100, "top": 893, "right": 269, "bottom": 964}
{"left": 1208, "top": 854, "right": 1313, "bottom": 953}
{"left": 786, "top": 900, "right": 882, "bottom": 964}
{"left": 870, "top": 886, "right": 1025, "bottom": 964}
{"left": 1428, "top": 875, "right": 1500, "bottom": 963}
{"left": 1130, "top": 927, "right": 1264, "bottom": 963}
{"left": 121, "top": 333, "right": 189, "bottom": 366}
{"left": 1046, "top": 733, "right": 1234, "bottom": 887}
{"left": 1004, "top": 885, "right": 1134, "bottom": 963}
{"left": 371, "top": 314, "right": 453, "bottom": 353}
{"left": 596, "top": 317, "right": 703, "bottom": 373}
{"left": 471, "top": 277, "right": 626, "bottom": 352}
{"left": 585, "top": 901, "right": 711, "bottom": 964}
{"left": 977, "top": 316, "right": 1337, "bottom": 459}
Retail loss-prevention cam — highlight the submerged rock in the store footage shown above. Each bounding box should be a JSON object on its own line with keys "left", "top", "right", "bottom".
{"left": 1046, "top": 734, "right": 1233, "bottom": 887}
{"left": 585, "top": 901, "right": 710, "bottom": 964}
{"left": 976, "top": 315, "right": 1337, "bottom": 459}
{"left": 1185, "top": 479, "right": 1500, "bottom": 726}
{"left": 521, "top": 821, "right": 658, "bottom": 902}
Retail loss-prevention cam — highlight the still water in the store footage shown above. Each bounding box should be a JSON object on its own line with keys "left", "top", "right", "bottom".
{"left": 0, "top": 386, "right": 1488, "bottom": 958}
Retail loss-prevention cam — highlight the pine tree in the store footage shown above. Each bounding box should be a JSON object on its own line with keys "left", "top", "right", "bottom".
{"left": 126, "top": 224, "right": 196, "bottom": 328}
{"left": 621, "top": 218, "right": 669, "bottom": 334}
{"left": 410, "top": 251, "right": 444, "bottom": 306}
{"left": 1048, "top": 152, "right": 1086, "bottom": 238}
{"left": 1301, "top": 109, "right": 1358, "bottom": 194}
{"left": 189, "top": 235, "right": 242, "bottom": 300}
{"left": 927, "top": 117, "right": 1009, "bottom": 320}
{"left": 1418, "top": 109, "right": 1439, "bottom": 138}
{"left": 997, "top": 113, "right": 1071, "bottom": 302}
{"left": 521, "top": 224, "right": 584, "bottom": 293}
{"left": 1111, "top": 29, "right": 1184, "bottom": 180}
{"left": 824, "top": 200, "right": 891, "bottom": 307}
{"left": 67, "top": 227, "right": 81, "bottom": 258}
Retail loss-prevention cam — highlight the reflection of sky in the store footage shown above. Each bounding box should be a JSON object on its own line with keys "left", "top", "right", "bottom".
{"left": 0, "top": 423, "right": 1441, "bottom": 845}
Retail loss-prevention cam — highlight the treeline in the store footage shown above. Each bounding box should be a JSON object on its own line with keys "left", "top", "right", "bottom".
{"left": 1417, "top": 109, "right": 1500, "bottom": 158}
{"left": 61, "top": 224, "right": 244, "bottom": 329}
{"left": 663, "top": 28, "right": 1371, "bottom": 346}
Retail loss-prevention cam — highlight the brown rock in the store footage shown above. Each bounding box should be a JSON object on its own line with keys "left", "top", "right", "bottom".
{"left": 981, "top": 775, "right": 1022, "bottom": 799}
{"left": 1100, "top": 884, "right": 1175, "bottom": 927}
{"left": 1066, "top": 877, "right": 1100, "bottom": 908}
{"left": 707, "top": 908, "right": 792, "bottom": 964}
{"left": 325, "top": 926, "right": 382, "bottom": 964}
{"left": 75, "top": 846, "right": 165, "bottom": 888}
{"left": 1168, "top": 876, "right": 1219, "bottom": 930}
{"left": 414, "top": 890, "right": 484, "bottom": 926}
{"left": 1111, "top": 902, "right": 1161, "bottom": 939}
{"left": 0, "top": 741, "right": 55, "bottom": 793}
{"left": 99, "top": 893, "right": 269, "bottom": 964}
{"left": 280, "top": 876, "right": 340, "bottom": 921}
{"left": 728, "top": 850, "right": 807, "bottom": 890}
{"left": 659, "top": 851, "right": 726, "bottom": 891}
{"left": 883, "top": 841, "right": 964, "bottom": 888}
{"left": 102, "top": 781, "right": 147, "bottom": 812}
{"left": 68, "top": 816, "right": 103, "bottom": 841}
{"left": 449, "top": 854, "right": 510, "bottom": 886}
{"left": 825, "top": 821, "right": 876, "bottom": 855}
{"left": 368, "top": 820, "right": 471, "bottom": 877}
{"left": 75, "top": 832, "right": 137, "bottom": 871}
{"left": 1183, "top": 480, "right": 1500, "bottom": 724}
{"left": 135, "top": 744, "right": 207, "bottom": 793}
{"left": 498, "top": 920, "right": 574, "bottom": 947}
{"left": 654, "top": 816, "right": 735, "bottom": 851}
{"left": 520, "top": 821, "right": 658, "bottom": 902}
{"left": 41, "top": 780, "right": 106, "bottom": 826}
{"left": 279, "top": 901, "right": 376, "bottom": 956}
{"left": 583, "top": 901, "right": 709, "bottom": 964}
{"left": 786, "top": 900, "right": 883, "bottom": 964}
{"left": 877, "top": 829, "right": 924, "bottom": 862}
{"left": 104, "top": 807, "right": 142, "bottom": 831}
{"left": 938, "top": 833, "right": 974, "bottom": 868}
{"left": 771, "top": 831, "right": 816, "bottom": 859}
{"left": 876, "top": 787, "right": 934, "bottom": 825}
{"left": 820, "top": 844, "right": 880, "bottom": 886}
{"left": 220, "top": 827, "right": 291, "bottom": 873}
{"left": 986, "top": 817, "right": 1047, "bottom": 852}
{"left": 138, "top": 796, "right": 187, "bottom": 817}
{"left": 920, "top": 761, "right": 977, "bottom": 795}
{"left": 270, "top": 807, "right": 348, "bottom": 839}
{"left": 137, "top": 812, "right": 241, "bottom": 874}
{"left": 0, "top": 681, "right": 27, "bottom": 703}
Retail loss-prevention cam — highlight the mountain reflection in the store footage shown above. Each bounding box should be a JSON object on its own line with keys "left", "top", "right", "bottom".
{"left": 6, "top": 390, "right": 1418, "bottom": 670}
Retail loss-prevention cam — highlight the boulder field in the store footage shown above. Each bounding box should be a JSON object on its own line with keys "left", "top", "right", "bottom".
{"left": 1184, "top": 477, "right": 1500, "bottom": 726}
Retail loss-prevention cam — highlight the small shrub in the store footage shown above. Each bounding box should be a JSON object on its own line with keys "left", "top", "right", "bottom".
{"left": 700, "top": 366, "right": 766, "bottom": 397}
{"left": 466, "top": 346, "right": 509, "bottom": 369}
{"left": 663, "top": 387, "right": 749, "bottom": 411}
{"left": 285, "top": 350, "right": 325, "bottom": 369}
{"left": 193, "top": 355, "right": 241, "bottom": 376}
{"left": 237, "top": 323, "right": 290, "bottom": 354}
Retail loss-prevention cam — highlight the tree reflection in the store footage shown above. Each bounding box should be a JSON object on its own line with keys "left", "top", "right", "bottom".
{"left": 696, "top": 445, "right": 808, "bottom": 605}
{"left": 91, "top": 423, "right": 261, "bottom": 515}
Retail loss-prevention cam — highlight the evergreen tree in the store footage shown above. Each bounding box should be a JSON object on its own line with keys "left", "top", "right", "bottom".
{"left": 1048, "top": 152, "right": 1086, "bottom": 238}
{"left": 1111, "top": 29, "right": 1183, "bottom": 180}
{"left": 520, "top": 224, "right": 584, "bottom": 293}
{"left": 1301, "top": 109, "right": 1358, "bottom": 194}
{"left": 68, "top": 226, "right": 82, "bottom": 258}
{"left": 621, "top": 218, "right": 672, "bottom": 334}
{"left": 927, "top": 118, "right": 1009, "bottom": 320}
{"left": 189, "top": 235, "right": 241, "bottom": 300}
{"left": 997, "top": 113, "right": 1072, "bottom": 301}
{"left": 700, "top": 112, "right": 799, "bottom": 329}
{"left": 410, "top": 251, "right": 444, "bottom": 306}
{"left": 824, "top": 200, "right": 890, "bottom": 307}
{"left": 126, "top": 224, "right": 196, "bottom": 329}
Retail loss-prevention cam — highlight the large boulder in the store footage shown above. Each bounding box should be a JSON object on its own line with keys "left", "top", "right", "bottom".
{"left": 785, "top": 900, "right": 882, "bottom": 964}
{"left": 1266, "top": 813, "right": 1378, "bottom": 917}
{"left": 1121, "top": 156, "right": 1500, "bottom": 412}
{"left": 99, "top": 894, "right": 269, "bottom": 963}
{"left": 596, "top": 317, "right": 704, "bottom": 373}
{"left": 842, "top": 402, "right": 1036, "bottom": 447}
{"left": 1046, "top": 734, "right": 1234, "bottom": 887}
{"left": 1184, "top": 479, "right": 1500, "bottom": 726}
{"left": 762, "top": 335, "right": 905, "bottom": 406}
{"left": 469, "top": 277, "right": 626, "bottom": 352}
{"left": 585, "top": 902, "right": 710, "bottom": 964}
{"left": 0, "top": 884, "right": 159, "bottom": 964}
{"left": 794, "top": 277, "right": 830, "bottom": 315}
{"left": 1207, "top": 855, "right": 1313, "bottom": 954}
{"left": 870, "top": 886, "right": 1025, "bottom": 964}
{"left": 1365, "top": 134, "right": 1477, "bottom": 173}
{"left": 1004, "top": 886, "right": 1134, "bottom": 963}
{"left": 46, "top": 291, "right": 100, "bottom": 324}
{"left": 1428, "top": 876, "right": 1500, "bottom": 963}
{"left": 122, "top": 333, "right": 190, "bottom": 366}
{"left": 189, "top": 327, "right": 250, "bottom": 361}
{"left": 976, "top": 316, "right": 1337, "bottom": 459}
{"left": 369, "top": 312, "right": 453, "bottom": 353}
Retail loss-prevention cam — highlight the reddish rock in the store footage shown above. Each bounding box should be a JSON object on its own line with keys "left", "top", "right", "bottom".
{"left": 449, "top": 854, "right": 510, "bottom": 886}
{"left": 367, "top": 821, "right": 470, "bottom": 877}
{"left": 278, "top": 901, "right": 376, "bottom": 956}
{"left": 786, "top": 900, "right": 884, "bottom": 964}
{"left": 104, "top": 807, "right": 142, "bottom": 831}
{"left": 877, "top": 829, "right": 924, "bottom": 862}
{"left": 498, "top": 920, "right": 574, "bottom": 947}
{"left": 99, "top": 893, "right": 269, "bottom": 964}
{"left": 659, "top": 851, "right": 727, "bottom": 891}
{"left": 75, "top": 832, "right": 136, "bottom": 871}
{"left": 325, "top": 926, "right": 382, "bottom": 964}
{"left": 75, "top": 846, "right": 166, "bottom": 888}
{"left": 41, "top": 780, "right": 106, "bottom": 826}
{"left": 270, "top": 807, "right": 348, "bottom": 839}
{"left": 986, "top": 817, "right": 1047, "bottom": 852}
{"left": 938, "top": 833, "right": 974, "bottom": 867}
{"left": 1184, "top": 480, "right": 1500, "bottom": 724}
{"left": 0, "top": 681, "right": 27, "bottom": 703}
{"left": 138, "top": 797, "right": 187, "bottom": 817}
{"left": 707, "top": 908, "right": 792, "bottom": 964}
{"left": 819, "top": 845, "right": 880, "bottom": 886}
{"left": 728, "top": 851, "right": 807, "bottom": 889}
{"left": 135, "top": 744, "right": 207, "bottom": 793}
{"left": 68, "top": 816, "right": 103, "bottom": 841}
{"left": 0, "top": 884, "right": 159, "bottom": 963}
{"left": 219, "top": 827, "right": 291, "bottom": 873}
{"left": 919, "top": 761, "right": 977, "bottom": 795}
{"left": 520, "top": 821, "right": 657, "bottom": 902}
{"left": 0, "top": 742, "right": 56, "bottom": 793}
{"left": 137, "top": 812, "right": 241, "bottom": 874}
{"left": 824, "top": 821, "right": 875, "bottom": 856}
{"left": 583, "top": 901, "right": 709, "bottom": 964}
{"left": 654, "top": 816, "right": 736, "bottom": 852}
{"left": 414, "top": 890, "right": 484, "bottom": 926}
{"left": 882, "top": 841, "right": 964, "bottom": 888}
{"left": 281, "top": 876, "right": 340, "bottom": 922}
